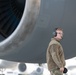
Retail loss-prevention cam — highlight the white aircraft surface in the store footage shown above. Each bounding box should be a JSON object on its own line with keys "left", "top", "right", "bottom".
{"left": 0, "top": 57, "right": 76, "bottom": 75}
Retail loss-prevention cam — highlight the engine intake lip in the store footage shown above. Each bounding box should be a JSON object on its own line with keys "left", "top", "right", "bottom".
{"left": 0, "top": 0, "right": 41, "bottom": 56}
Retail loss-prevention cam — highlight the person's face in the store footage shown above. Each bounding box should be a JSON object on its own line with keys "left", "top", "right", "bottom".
{"left": 56, "top": 30, "right": 63, "bottom": 40}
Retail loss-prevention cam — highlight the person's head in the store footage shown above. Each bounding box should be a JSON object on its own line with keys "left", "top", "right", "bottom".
{"left": 53, "top": 27, "right": 63, "bottom": 41}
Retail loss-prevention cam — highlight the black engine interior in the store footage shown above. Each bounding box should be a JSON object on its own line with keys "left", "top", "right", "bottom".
{"left": 0, "top": 0, "right": 25, "bottom": 41}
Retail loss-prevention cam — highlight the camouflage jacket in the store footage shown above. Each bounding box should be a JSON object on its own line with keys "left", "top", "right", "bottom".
{"left": 46, "top": 38, "right": 66, "bottom": 71}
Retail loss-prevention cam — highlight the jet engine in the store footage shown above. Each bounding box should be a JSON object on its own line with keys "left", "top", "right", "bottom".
{"left": 0, "top": 0, "right": 76, "bottom": 63}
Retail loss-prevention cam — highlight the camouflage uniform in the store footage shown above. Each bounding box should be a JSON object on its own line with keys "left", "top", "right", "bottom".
{"left": 46, "top": 38, "right": 66, "bottom": 75}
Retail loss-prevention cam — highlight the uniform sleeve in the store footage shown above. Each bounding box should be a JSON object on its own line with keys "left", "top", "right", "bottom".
{"left": 50, "top": 44, "right": 63, "bottom": 68}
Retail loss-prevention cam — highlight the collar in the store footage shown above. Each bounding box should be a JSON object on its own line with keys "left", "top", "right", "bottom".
{"left": 51, "top": 38, "right": 60, "bottom": 42}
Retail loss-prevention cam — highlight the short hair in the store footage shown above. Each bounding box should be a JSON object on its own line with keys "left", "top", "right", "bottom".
{"left": 55, "top": 27, "right": 63, "bottom": 31}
